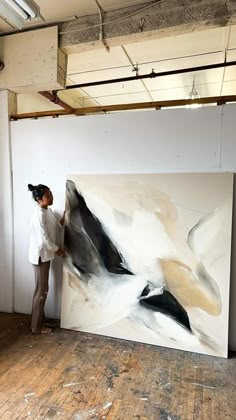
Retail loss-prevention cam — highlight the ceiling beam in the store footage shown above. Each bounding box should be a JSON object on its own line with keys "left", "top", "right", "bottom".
{"left": 11, "top": 110, "right": 69, "bottom": 119}
{"left": 59, "top": 0, "right": 235, "bottom": 54}
{"left": 73, "top": 96, "right": 236, "bottom": 114}
{"left": 10, "top": 95, "right": 236, "bottom": 119}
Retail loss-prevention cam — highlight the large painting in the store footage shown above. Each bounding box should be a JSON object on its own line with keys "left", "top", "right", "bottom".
{"left": 61, "top": 173, "right": 233, "bottom": 357}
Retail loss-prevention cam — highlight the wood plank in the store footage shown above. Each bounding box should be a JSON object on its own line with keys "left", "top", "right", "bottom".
{"left": 10, "top": 95, "right": 236, "bottom": 120}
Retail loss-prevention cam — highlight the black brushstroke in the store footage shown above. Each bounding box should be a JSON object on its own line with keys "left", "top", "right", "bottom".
{"left": 140, "top": 287, "right": 191, "bottom": 331}
{"left": 64, "top": 226, "right": 98, "bottom": 274}
{"left": 65, "top": 180, "right": 192, "bottom": 334}
{"left": 65, "top": 180, "right": 133, "bottom": 275}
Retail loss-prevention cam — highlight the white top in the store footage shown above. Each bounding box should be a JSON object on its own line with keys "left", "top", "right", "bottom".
{"left": 29, "top": 206, "right": 60, "bottom": 265}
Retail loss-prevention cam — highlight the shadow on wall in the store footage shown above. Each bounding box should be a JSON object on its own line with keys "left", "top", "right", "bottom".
{"left": 229, "top": 173, "right": 236, "bottom": 351}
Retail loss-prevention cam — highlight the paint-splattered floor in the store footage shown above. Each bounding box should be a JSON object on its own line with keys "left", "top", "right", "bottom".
{"left": 0, "top": 313, "right": 235, "bottom": 419}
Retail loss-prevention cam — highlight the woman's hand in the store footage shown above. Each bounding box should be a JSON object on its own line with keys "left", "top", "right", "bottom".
{"left": 60, "top": 210, "right": 66, "bottom": 226}
{"left": 56, "top": 247, "right": 65, "bottom": 257}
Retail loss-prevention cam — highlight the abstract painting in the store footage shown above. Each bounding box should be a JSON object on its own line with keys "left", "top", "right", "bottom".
{"left": 61, "top": 173, "right": 233, "bottom": 357}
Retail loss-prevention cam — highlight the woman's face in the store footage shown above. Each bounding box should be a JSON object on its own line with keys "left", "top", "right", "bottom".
{"left": 38, "top": 189, "right": 53, "bottom": 208}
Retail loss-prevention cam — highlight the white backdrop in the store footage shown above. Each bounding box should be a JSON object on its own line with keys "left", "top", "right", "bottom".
{"left": 0, "top": 92, "right": 13, "bottom": 313}
{"left": 10, "top": 105, "right": 236, "bottom": 349}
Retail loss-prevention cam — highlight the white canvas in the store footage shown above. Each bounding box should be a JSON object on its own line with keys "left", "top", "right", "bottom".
{"left": 61, "top": 173, "right": 233, "bottom": 357}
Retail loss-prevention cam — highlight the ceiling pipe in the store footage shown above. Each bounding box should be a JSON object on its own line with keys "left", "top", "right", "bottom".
{"left": 39, "top": 91, "right": 73, "bottom": 112}
{"left": 63, "top": 61, "right": 236, "bottom": 90}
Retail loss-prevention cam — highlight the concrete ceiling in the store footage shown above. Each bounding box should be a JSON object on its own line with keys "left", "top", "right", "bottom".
{"left": 0, "top": 0, "right": 152, "bottom": 31}
{"left": 1, "top": 0, "right": 236, "bottom": 113}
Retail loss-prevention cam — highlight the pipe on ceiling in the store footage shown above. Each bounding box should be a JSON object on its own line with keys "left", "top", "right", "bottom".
{"left": 63, "top": 60, "right": 236, "bottom": 90}
{"left": 39, "top": 91, "right": 73, "bottom": 112}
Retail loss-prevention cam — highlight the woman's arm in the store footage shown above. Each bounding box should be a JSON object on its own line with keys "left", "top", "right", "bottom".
{"left": 38, "top": 211, "right": 59, "bottom": 252}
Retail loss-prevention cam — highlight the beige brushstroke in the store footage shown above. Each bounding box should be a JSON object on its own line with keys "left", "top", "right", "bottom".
{"left": 160, "top": 259, "right": 221, "bottom": 316}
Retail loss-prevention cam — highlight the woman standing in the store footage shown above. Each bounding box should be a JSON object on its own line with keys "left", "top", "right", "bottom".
{"left": 28, "top": 183, "right": 65, "bottom": 334}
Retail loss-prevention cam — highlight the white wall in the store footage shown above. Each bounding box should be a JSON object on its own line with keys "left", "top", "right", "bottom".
{"left": 9, "top": 104, "right": 236, "bottom": 349}
{"left": 0, "top": 91, "right": 13, "bottom": 312}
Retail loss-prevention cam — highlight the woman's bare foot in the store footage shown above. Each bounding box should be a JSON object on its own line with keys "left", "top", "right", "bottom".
{"left": 40, "top": 327, "right": 52, "bottom": 334}
{"left": 32, "top": 327, "right": 52, "bottom": 334}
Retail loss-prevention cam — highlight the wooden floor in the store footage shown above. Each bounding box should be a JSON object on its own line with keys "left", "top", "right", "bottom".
{"left": 0, "top": 314, "right": 235, "bottom": 420}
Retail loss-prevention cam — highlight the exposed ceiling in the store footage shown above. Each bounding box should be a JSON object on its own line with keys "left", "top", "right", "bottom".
{"left": 66, "top": 27, "right": 236, "bottom": 105}
{"left": 1, "top": 0, "right": 236, "bottom": 114}
{"left": 0, "top": 0, "right": 153, "bottom": 32}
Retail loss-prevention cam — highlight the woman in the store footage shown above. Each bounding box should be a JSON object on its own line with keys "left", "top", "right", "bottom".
{"left": 28, "top": 183, "right": 65, "bottom": 334}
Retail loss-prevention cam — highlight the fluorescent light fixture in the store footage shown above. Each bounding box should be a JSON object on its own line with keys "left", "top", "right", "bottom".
{"left": 4, "top": 0, "right": 28, "bottom": 18}
{"left": 0, "top": 0, "right": 41, "bottom": 29}
{"left": 15, "top": 0, "right": 38, "bottom": 18}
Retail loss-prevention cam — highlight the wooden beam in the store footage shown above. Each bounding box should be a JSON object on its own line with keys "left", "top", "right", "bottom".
{"left": 10, "top": 95, "right": 236, "bottom": 120}
{"left": 72, "top": 96, "right": 236, "bottom": 115}
{"left": 10, "top": 110, "right": 69, "bottom": 120}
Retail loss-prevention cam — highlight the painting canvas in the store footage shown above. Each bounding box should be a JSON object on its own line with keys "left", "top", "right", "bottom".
{"left": 61, "top": 173, "right": 233, "bottom": 357}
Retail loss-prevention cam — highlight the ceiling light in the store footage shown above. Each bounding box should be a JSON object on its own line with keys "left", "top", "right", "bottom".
{"left": 0, "top": 0, "right": 42, "bottom": 29}
{"left": 14, "top": 0, "right": 38, "bottom": 17}
{"left": 4, "top": 0, "right": 27, "bottom": 18}
{"left": 187, "top": 77, "right": 202, "bottom": 109}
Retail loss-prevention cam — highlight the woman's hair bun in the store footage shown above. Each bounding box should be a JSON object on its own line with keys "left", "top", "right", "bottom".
{"left": 28, "top": 184, "right": 34, "bottom": 192}
{"left": 28, "top": 183, "right": 49, "bottom": 201}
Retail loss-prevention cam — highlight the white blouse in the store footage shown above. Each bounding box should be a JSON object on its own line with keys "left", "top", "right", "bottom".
{"left": 29, "top": 206, "right": 60, "bottom": 265}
